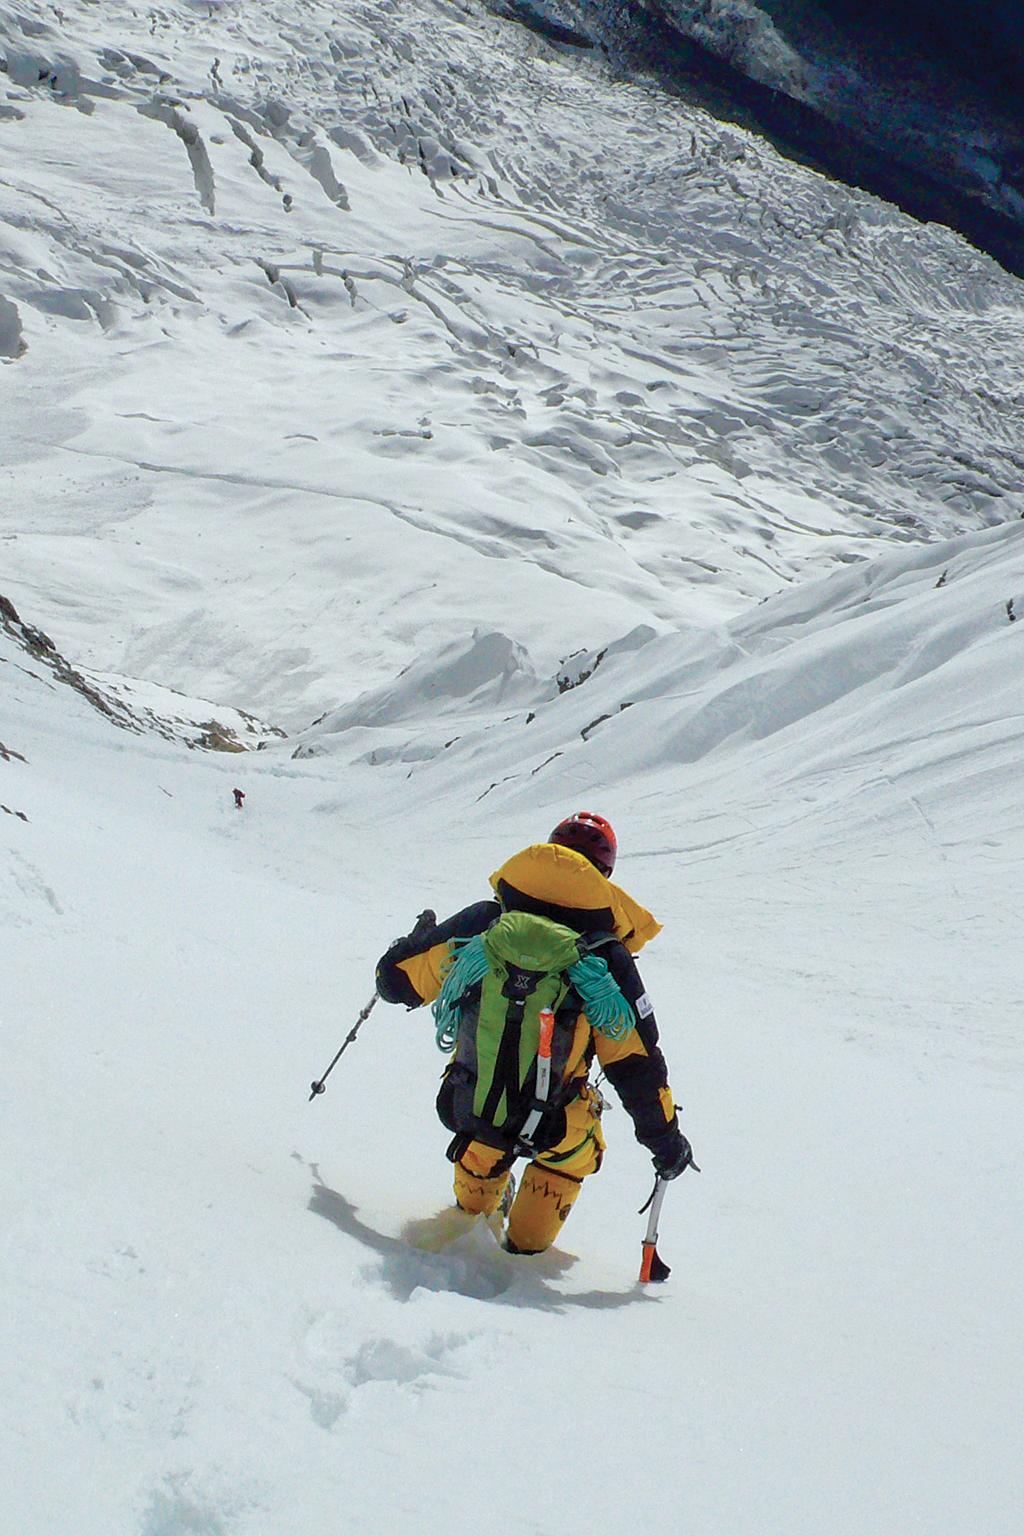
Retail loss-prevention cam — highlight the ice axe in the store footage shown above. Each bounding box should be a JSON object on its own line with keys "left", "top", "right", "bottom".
{"left": 638, "top": 1151, "right": 700, "bottom": 1283}
{"left": 638, "top": 1177, "right": 672, "bottom": 1283}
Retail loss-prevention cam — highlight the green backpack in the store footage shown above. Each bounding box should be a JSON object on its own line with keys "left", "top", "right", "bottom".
{"left": 432, "top": 910, "right": 633, "bottom": 1154}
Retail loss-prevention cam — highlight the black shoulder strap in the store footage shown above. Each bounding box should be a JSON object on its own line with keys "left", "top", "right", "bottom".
{"left": 577, "top": 929, "right": 619, "bottom": 957}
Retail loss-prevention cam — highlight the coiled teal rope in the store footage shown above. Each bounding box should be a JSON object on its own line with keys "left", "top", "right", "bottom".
{"left": 433, "top": 935, "right": 489, "bottom": 1050}
{"left": 568, "top": 954, "right": 634, "bottom": 1041}
{"left": 431, "top": 938, "right": 634, "bottom": 1049}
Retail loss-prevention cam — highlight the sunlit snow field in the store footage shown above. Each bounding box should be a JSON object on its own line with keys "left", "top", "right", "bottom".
{"left": 1, "top": 3, "right": 1022, "bottom": 1534}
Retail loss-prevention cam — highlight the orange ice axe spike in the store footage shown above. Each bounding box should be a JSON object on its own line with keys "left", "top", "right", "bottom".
{"left": 638, "top": 1177, "right": 672, "bottom": 1284}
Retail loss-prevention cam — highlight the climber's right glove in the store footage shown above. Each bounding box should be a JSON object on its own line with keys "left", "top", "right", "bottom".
{"left": 649, "top": 1129, "right": 699, "bottom": 1180}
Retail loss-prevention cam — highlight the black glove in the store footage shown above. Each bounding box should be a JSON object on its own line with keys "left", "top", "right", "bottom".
{"left": 413, "top": 907, "right": 437, "bottom": 934}
{"left": 650, "top": 1130, "right": 697, "bottom": 1179}
{"left": 385, "top": 908, "right": 438, "bottom": 955}
{"left": 376, "top": 909, "right": 439, "bottom": 1007}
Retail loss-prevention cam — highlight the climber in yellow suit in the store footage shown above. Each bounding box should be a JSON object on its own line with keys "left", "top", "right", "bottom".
{"left": 376, "top": 812, "right": 694, "bottom": 1255}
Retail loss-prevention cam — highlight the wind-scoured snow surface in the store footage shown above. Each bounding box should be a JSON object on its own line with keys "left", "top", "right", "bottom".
{"left": 2, "top": 4, "right": 1023, "bottom": 1534}
{"left": 4, "top": 0, "right": 1024, "bottom": 725}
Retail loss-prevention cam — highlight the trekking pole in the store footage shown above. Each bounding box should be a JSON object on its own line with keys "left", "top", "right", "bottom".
{"left": 308, "top": 992, "right": 378, "bottom": 1102}
{"left": 638, "top": 1177, "right": 672, "bottom": 1283}
{"left": 307, "top": 909, "right": 437, "bottom": 1103}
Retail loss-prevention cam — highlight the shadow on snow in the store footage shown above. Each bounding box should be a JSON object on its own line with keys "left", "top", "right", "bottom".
{"left": 308, "top": 1177, "right": 651, "bottom": 1312}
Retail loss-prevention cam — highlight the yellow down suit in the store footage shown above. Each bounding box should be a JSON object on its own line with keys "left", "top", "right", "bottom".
{"left": 375, "top": 842, "right": 682, "bottom": 1254}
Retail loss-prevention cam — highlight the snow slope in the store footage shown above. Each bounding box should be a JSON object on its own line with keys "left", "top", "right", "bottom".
{"left": 3, "top": 513, "right": 1023, "bottom": 1535}
{"left": 2, "top": 4, "right": 1023, "bottom": 1535}
{"left": 3, "top": 0, "right": 1024, "bottom": 728}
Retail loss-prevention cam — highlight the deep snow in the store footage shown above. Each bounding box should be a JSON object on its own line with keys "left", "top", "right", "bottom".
{"left": 4, "top": 538, "right": 1022, "bottom": 1534}
{"left": 2, "top": 3, "right": 1023, "bottom": 1534}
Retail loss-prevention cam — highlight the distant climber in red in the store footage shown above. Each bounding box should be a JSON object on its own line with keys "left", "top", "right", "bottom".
{"left": 233, "top": 788, "right": 245, "bottom": 809}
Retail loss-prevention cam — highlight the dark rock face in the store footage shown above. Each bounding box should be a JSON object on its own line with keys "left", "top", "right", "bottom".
{"left": 811, "top": 0, "right": 1024, "bottom": 105}
{"left": 491, "top": 1, "right": 596, "bottom": 48}
{"left": 489, "top": 1, "right": 1024, "bottom": 276}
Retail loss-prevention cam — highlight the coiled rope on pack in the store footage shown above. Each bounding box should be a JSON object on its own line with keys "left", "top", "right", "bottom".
{"left": 433, "top": 935, "right": 490, "bottom": 1050}
{"left": 432, "top": 936, "right": 634, "bottom": 1051}
{"left": 568, "top": 953, "right": 633, "bottom": 1041}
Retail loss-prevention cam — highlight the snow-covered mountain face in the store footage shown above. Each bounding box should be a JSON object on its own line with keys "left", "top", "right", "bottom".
{"left": 3, "top": 8, "right": 1024, "bottom": 1535}
{"left": 5, "top": 492, "right": 1021, "bottom": 1536}
{"left": 501, "top": 1, "right": 1024, "bottom": 275}
{"left": 2, "top": 0, "right": 1023, "bottom": 735}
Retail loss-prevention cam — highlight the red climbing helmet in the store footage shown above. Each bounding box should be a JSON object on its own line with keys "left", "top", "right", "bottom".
{"left": 548, "top": 810, "right": 618, "bottom": 878}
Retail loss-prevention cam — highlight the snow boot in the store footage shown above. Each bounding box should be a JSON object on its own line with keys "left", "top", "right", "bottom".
{"left": 505, "top": 1164, "right": 581, "bottom": 1254}
{"left": 453, "top": 1161, "right": 511, "bottom": 1218}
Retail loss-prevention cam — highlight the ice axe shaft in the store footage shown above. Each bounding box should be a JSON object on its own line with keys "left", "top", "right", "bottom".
{"left": 638, "top": 1176, "right": 672, "bottom": 1283}
{"left": 308, "top": 993, "right": 379, "bottom": 1101}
